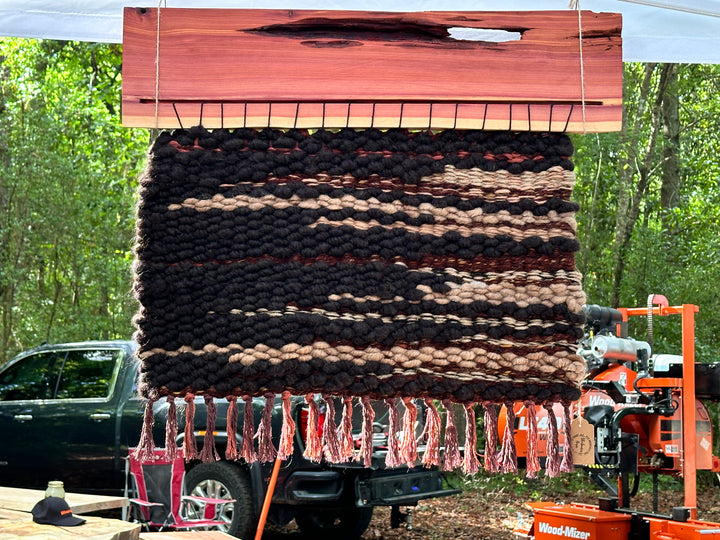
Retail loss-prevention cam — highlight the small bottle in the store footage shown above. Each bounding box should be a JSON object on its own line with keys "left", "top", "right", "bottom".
{"left": 45, "top": 480, "right": 65, "bottom": 499}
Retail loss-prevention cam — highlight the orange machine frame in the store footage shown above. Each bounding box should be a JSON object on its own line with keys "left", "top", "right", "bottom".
{"left": 617, "top": 296, "right": 699, "bottom": 518}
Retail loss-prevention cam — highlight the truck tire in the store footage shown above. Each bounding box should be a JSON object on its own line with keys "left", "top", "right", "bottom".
{"left": 295, "top": 506, "right": 373, "bottom": 540}
{"left": 184, "top": 461, "right": 255, "bottom": 539}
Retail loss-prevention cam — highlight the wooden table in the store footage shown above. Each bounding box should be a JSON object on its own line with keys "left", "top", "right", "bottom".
{"left": 140, "top": 532, "right": 236, "bottom": 539}
{"left": 0, "top": 486, "right": 129, "bottom": 514}
{"left": 0, "top": 487, "right": 138, "bottom": 539}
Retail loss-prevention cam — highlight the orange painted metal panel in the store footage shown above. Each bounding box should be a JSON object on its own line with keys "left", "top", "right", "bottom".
{"left": 122, "top": 8, "right": 622, "bottom": 131}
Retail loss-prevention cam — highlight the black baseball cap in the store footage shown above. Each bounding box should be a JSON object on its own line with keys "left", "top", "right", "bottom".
{"left": 31, "top": 497, "right": 86, "bottom": 526}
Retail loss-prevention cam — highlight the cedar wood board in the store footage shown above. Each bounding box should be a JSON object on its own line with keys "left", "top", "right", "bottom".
{"left": 122, "top": 8, "right": 622, "bottom": 132}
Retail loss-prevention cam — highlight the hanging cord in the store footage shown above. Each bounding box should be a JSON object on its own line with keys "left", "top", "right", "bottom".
{"left": 570, "top": 0, "right": 587, "bottom": 133}
{"left": 153, "top": 1, "right": 166, "bottom": 130}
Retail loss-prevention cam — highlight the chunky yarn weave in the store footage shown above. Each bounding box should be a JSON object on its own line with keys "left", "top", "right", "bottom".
{"left": 133, "top": 126, "right": 586, "bottom": 472}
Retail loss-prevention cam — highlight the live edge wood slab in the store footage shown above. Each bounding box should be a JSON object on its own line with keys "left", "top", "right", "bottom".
{"left": 122, "top": 8, "right": 622, "bottom": 132}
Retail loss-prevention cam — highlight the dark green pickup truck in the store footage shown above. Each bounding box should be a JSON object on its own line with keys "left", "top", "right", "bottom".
{"left": 0, "top": 340, "right": 458, "bottom": 538}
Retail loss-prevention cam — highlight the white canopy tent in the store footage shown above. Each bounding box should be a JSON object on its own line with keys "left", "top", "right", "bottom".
{"left": 0, "top": 0, "right": 718, "bottom": 63}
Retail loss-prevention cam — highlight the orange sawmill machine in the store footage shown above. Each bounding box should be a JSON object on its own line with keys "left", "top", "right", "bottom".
{"left": 508, "top": 295, "right": 720, "bottom": 539}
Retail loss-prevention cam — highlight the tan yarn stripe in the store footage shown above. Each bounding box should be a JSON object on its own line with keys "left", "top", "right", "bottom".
{"left": 140, "top": 342, "right": 586, "bottom": 384}
{"left": 222, "top": 165, "right": 575, "bottom": 202}
{"left": 169, "top": 194, "right": 576, "bottom": 246}
{"left": 204, "top": 306, "right": 573, "bottom": 330}
{"left": 309, "top": 216, "right": 575, "bottom": 241}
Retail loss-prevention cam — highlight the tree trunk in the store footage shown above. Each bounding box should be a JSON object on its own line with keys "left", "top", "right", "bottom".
{"left": 611, "top": 64, "right": 674, "bottom": 307}
{"left": 661, "top": 64, "right": 680, "bottom": 215}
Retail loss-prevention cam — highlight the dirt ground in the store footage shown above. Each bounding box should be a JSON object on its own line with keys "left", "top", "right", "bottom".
{"left": 265, "top": 471, "right": 720, "bottom": 540}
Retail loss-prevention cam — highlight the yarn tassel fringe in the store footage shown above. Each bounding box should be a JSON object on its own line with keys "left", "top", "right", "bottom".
{"left": 483, "top": 402, "right": 500, "bottom": 473}
{"left": 400, "top": 397, "right": 418, "bottom": 466}
{"left": 441, "top": 400, "right": 461, "bottom": 471}
{"left": 338, "top": 396, "right": 355, "bottom": 462}
{"left": 544, "top": 403, "right": 561, "bottom": 478}
{"left": 303, "top": 394, "right": 322, "bottom": 462}
{"left": 560, "top": 401, "right": 575, "bottom": 473}
{"left": 199, "top": 395, "right": 220, "bottom": 462}
{"left": 462, "top": 403, "right": 480, "bottom": 474}
{"left": 359, "top": 396, "right": 375, "bottom": 468}
{"left": 148, "top": 394, "right": 575, "bottom": 478}
{"left": 256, "top": 393, "right": 277, "bottom": 462}
{"left": 183, "top": 393, "right": 198, "bottom": 461}
{"left": 276, "top": 391, "right": 296, "bottom": 461}
{"left": 524, "top": 401, "right": 541, "bottom": 479}
{"left": 421, "top": 398, "right": 441, "bottom": 468}
{"left": 241, "top": 395, "right": 257, "bottom": 463}
{"left": 499, "top": 401, "right": 518, "bottom": 474}
{"left": 321, "top": 395, "right": 341, "bottom": 462}
{"left": 225, "top": 396, "right": 238, "bottom": 460}
{"left": 384, "top": 398, "right": 401, "bottom": 468}
{"left": 135, "top": 397, "right": 157, "bottom": 462}
{"left": 164, "top": 396, "right": 178, "bottom": 461}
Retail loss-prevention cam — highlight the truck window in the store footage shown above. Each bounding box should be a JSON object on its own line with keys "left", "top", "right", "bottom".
{"left": 55, "top": 349, "right": 119, "bottom": 399}
{"left": 0, "top": 352, "right": 64, "bottom": 401}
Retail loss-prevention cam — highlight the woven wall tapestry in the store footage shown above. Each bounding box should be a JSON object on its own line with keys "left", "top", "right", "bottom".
{"left": 133, "top": 126, "right": 587, "bottom": 476}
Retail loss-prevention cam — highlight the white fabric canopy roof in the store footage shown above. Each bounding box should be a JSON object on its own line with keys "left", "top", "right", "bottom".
{"left": 0, "top": 0, "right": 718, "bottom": 63}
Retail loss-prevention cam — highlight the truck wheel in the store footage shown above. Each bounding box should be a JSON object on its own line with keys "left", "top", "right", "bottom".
{"left": 295, "top": 506, "right": 373, "bottom": 540}
{"left": 184, "top": 461, "right": 255, "bottom": 539}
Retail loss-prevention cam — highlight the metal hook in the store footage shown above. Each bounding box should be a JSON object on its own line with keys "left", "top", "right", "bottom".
{"left": 243, "top": 103, "right": 247, "bottom": 129}
{"left": 172, "top": 102, "right": 184, "bottom": 130}
{"left": 398, "top": 103, "right": 404, "bottom": 129}
{"left": 549, "top": 103, "right": 555, "bottom": 133}
{"left": 322, "top": 103, "right": 326, "bottom": 130}
{"left": 527, "top": 103, "right": 531, "bottom": 132}
{"left": 220, "top": 103, "right": 224, "bottom": 130}
{"left": 199, "top": 102, "right": 204, "bottom": 126}
{"left": 293, "top": 102, "right": 300, "bottom": 130}
{"left": 563, "top": 104, "right": 574, "bottom": 133}
{"left": 267, "top": 103, "right": 272, "bottom": 129}
{"left": 481, "top": 103, "right": 488, "bottom": 131}
{"left": 509, "top": 103, "right": 513, "bottom": 131}
{"left": 346, "top": 103, "right": 351, "bottom": 129}
{"left": 428, "top": 103, "right": 434, "bottom": 133}
{"left": 453, "top": 103, "right": 459, "bottom": 130}
{"left": 370, "top": 103, "right": 376, "bottom": 129}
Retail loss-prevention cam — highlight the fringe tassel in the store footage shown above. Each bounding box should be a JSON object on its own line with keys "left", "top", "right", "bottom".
{"left": 483, "top": 401, "right": 500, "bottom": 473}
{"left": 241, "top": 395, "right": 257, "bottom": 463}
{"left": 462, "top": 403, "right": 480, "bottom": 474}
{"left": 359, "top": 396, "right": 375, "bottom": 468}
{"left": 256, "top": 393, "right": 277, "bottom": 462}
{"left": 524, "top": 401, "right": 541, "bottom": 479}
{"left": 135, "top": 397, "right": 157, "bottom": 462}
{"left": 183, "top": 393, "right": 198, "bottom": 461}
{"left": 441, "top": 400, "right": 461, "bottom": 471}
{"left": 277, "top": 391, "right": 296, "bottom": 461}
{"left": 560, "top": 400, "right": 575, "bottom": 473}
{"left": 499, "top": 401, "right": 518, "bottom": 474}
{"left": 199, "top": 395, "right": 220, "bottom": 462}
{"left": 225, "top": 396, "right": 238, "bottom": 460}
{"left": 384, "top": 398, "right": 401, "bottom": 468}
{"left": 164, "top": 396, "right": 178, "bottom": 461}
{"left": 303, "top": 394, "right": 322, "bottom": 462}
{"left": 338, "top": 396, "right": 355, "bottom": 462}
{"left": 421, "top": 398, "right": 441, "bottom": 468}
{"left": 544, "top": 403, "right": 561, "bottom": 478}
{"left": 321, "top": 395, "right": 342, "bottom": 462}
{"left": 400, "top": 397, "right": 418, "bottom": 466}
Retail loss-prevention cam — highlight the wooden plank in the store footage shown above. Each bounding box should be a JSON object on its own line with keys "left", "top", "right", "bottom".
{"left": 140, "top": 532, "right": 236, "bottom": 539}
{"left": 0, "top": 516, "right": 139, "bottom": 539}
{"left": 122, "top": 8, "right": 622, "bottom": 132}
{"left": 0, "top": 487, "right": 129, "bottom": 514}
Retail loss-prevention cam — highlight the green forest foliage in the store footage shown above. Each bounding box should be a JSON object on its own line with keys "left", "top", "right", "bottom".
{"left": 0, "top": 40, "right": 718, "bottom": 364}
